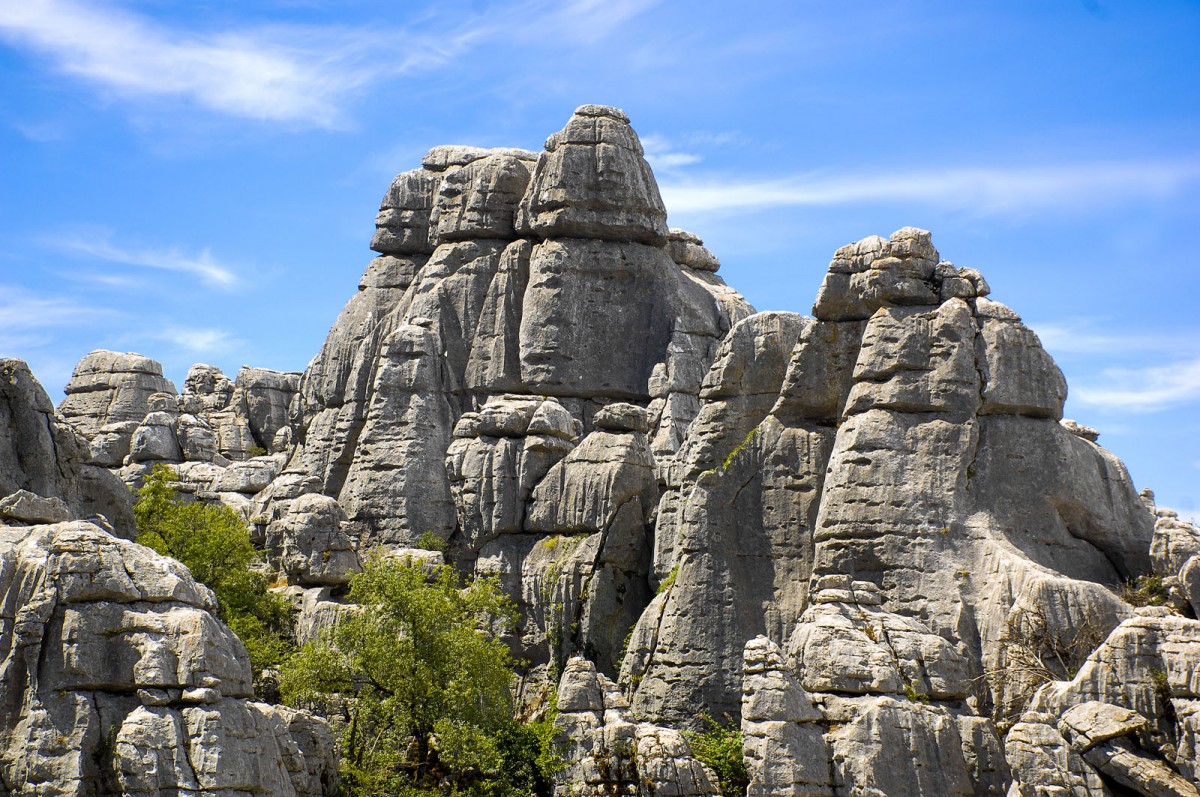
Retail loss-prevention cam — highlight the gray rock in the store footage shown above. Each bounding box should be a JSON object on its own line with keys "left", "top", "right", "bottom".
{"left": 370, "top": 167, "right": 440, "bottom": 255}
{"left": 232, "top": 367, "right": 300, "bottom": 454}
{"left": 518, "top": 238, "right": 678, "bottom": 400}
{"left": 0, "top": 520, "right": 336, "bottom": 794}
{"left": 127, "top": 412, "right": 182, "bottom": 463}
{"left": 0, "top": 490, "right": 71, "bottom": 524}
{"left": 58, "top": 350, "right": 176, "bottom": 440}
{"left": 266, "top": 493, "right": 361, "bottom": 586}
{"left": 668, "top": 228, "right": 721, "bottom": 273}
{"left": 812, "top": 228, "right": 940, "bottom": 321}
{"left": 2, "top": 359, "right": 134, "bottom": 533}
{"left": 516, "top": 105, "right": 669, "bottom": 245}
{"left": 181, "top": 362, "right": 235, "bottom": 414}
{"left": 552, "top": 657, "right": 719, "bottom": 797}
{"left": 431, "top": 152, "right": 533, "bottom": 242}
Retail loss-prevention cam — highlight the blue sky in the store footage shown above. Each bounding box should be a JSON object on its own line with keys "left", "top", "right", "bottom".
{"left": 1, "top": 0, "right": 1197, "bottom": 519}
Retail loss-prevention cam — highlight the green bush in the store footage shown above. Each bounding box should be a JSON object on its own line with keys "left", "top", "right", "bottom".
{"left": 1120, "top": 574, "right": 1169, "bottom": 607}
{"left": 281, "top": 554, "right": 560, "bottom": 796}
{"left": 133, "top": 464, "right": 294, "bottom": 698}
{"left": 684, "top": 715, "right": 748, "bottom": 797}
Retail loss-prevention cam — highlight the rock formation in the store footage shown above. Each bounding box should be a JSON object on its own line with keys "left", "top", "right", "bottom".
{"left": 0, "top": 361, "right": 335, "bottom": 796}
{"left": 0, "top": 104, "right": 1193, "bottom": 796}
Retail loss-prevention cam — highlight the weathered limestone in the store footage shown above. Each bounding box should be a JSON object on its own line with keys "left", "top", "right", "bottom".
{"left": 0, "top": 521, "right": 335, "bottom": 796}
{"left": 6, "top": 107, "right": 1185, "bottom": 797}
{"left": 58, "top": 351, "right": 177, "bottom": 442}
{"left": 1, "top": 359, "right": 134, "bottom": 532}
{"left": 283, "top": 105, "right": 748, "bottom": 551}
{"left": 265, "top": 493, "right": 361, "bottom": 587}
{"left": 516, "top": 104, "right": 669, "bottom": 245}
{"left": 553, "top": 657, "right": 719, "bottom": 797}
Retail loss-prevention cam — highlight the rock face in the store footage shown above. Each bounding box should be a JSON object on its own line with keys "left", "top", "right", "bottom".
{"left": 280, "top": 106, "right": 750, "bottom": 554}
{"left": 1, "top": 359, "right": 134, "bottom": 533}
{"left": 5, "top": 105, "right": 1189, "bottom": 796}
{"left": 0, "top": 521, "right": 336, "bottom": 796}
{"left": 553, "top": 657, "right": 720, "bottom": 797}
{"left": 624, "top": 227, "right": 1155, "bottom": 732}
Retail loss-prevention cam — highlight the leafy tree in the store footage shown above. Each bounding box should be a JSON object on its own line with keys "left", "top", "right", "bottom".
{"left": 281, "top": 554, "right": 559, "bottom": 796}
{"left": 133, "top": 464, "right": 294, "bottom": 696}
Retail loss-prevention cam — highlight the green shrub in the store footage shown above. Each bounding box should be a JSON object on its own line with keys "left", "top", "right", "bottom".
{"left": 415, "top": 530, "right": 448, "bottom": 552}
{"left": 281, "top": 554, "right": 560, "bottom": 796}
{"left": 133, "top": 464, "right": 294, "bottom": 698}
{"left": 684, "top": 715, "right": 748, "bottom": 797}
{"left": 656, "top": 566, "right": 679, "bottom": 596}
{"left": 1120, "top": 574, "right": 1169, "bottom": 607}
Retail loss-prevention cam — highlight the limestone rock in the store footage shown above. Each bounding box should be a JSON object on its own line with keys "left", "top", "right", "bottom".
{"left": 668, "top": 228, "right": 721, "bottom": 273}
{"left": 265, "top": 493, "right": 361, "bottom": 586}
{"left": 552, "top": 657, "right": 719, "bottom": 797}
{"left": 232, "top": 367, "right": 300, "bottom": 454}
{"left": 812, "top": 228, "right": 940, "bottom": 321}
{"left": 2, "top": 359, "right": 134, "bottom": 532}
{"left": 518, "top": 238, "right": 678, "bottom": 399}
{"left": 370, "top": 167, "right": 440, "bottom": 255}
{"left": 59, "top": 351, "right": 176, "bottom": 440}
{"left": 431, "top": 152, "right": 533, "bottom": 242}
{"left": 0, "top": 489, "right": 70, "bottom": 524}
{"left": 516, "top": 104, "right": 669, "bottom": 245}
{"left": 0, "top": 521, "right": 336, "bottom": 795}
{"left": 181, "top": 363, "right": 235, "bottom": 414}
{"left": 445, "top": 396, "right": 575, "bottom": 551}
{"left": 741, "top": 637, "right": 831, "bottom": 797}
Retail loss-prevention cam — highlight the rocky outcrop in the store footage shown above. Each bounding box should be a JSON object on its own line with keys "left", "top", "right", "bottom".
{"left": 1, "top": 359, "right": 133, "bottom": 533}
{"left": 6, "top": 105, "right": 1185, "bottom": 796}
{"left": 284, "top": 106, "right": 750, "bottom": 552}
{"left": 0, "top": 521, "right": 335, "bottom": 796}
{"left": 553, "top": 657, "right": 719, "bottom": 797}
{"left": 624, "top": 226, "right": 1156, "bottom": 729}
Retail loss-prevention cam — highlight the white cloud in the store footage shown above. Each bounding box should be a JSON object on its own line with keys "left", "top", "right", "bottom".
{"left": 0, "top": 0, "right": 657, "bottom": 128}
{"left": 1030, "top": 320, "right": 1199, "bottom": 358}
{"left": 0, "top": 285, "right": 114, "bottom": 334}
{"left": 55, "top": 235, "right": 239, "bottom": 290}
{"left": 147, "top": 326, "right": 241, "bottom": 355}
{"left": 640, "top": 134, "right": 702, "bottom": 170}
{"left": 14, "top": 121, "right": 66, "bottom": 142}
{"left": 1073, "top": 357, "right": 1200, "bottom": 413}
{"left": 537, "top": 0, "right": 661, "bottom": 44}
{"left": 659, "top": 159, "right": 1200, "bottom": 216}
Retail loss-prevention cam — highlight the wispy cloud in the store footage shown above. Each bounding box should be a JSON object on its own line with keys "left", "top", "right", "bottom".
{"left": 1074, "top": 357, "right": 1200, "bottom": 413}
{"left": 1030, "top": 319, "right": 1200, "bottom": 358}
{"left": 536, "top": 0, "right": 661, "bottom": 44}
{"left": 14, "top": 121, "right": 66, "bottom": 142}
{"left": 660, "top": 159, "right": 1200, "bottom": 216}
{"left": 0, "top": 285, "right": 115, "bottom": 337}
{"left": 0, "top": 0, "right": 657, "bottom": 128}
{"left": 54, "top": 234, "right": 239, "bottom": 290}
{"left": 145, "top": 326, "right": 242, "bottom": 355}
{"left": 641, "top": 134, "right": 702, "bottom": 169}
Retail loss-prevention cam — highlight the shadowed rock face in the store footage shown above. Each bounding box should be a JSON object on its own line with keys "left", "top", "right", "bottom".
{"left": 16, "top": 106, "right": 1192, "bottom": 797}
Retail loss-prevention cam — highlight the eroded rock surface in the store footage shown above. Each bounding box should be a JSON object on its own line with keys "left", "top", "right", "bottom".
{"left": 4, "top": 105, "right": 1186, "bottom": 796}
{"left": 0, "top": 521, "right": 335, "bottom": 796}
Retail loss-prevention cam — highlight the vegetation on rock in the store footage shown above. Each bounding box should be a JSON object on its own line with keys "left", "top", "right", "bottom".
{"left": 281, "top": 554, "right": 560, "bottom": 796}
{"left": 133, "top": 463, "right": 295, "bottom": 697}
{"left": 684, "top": 715, "right": 748, "bottom": 797}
